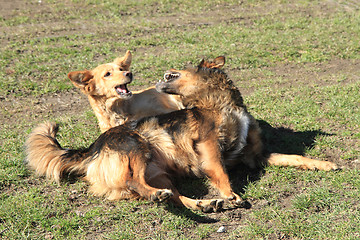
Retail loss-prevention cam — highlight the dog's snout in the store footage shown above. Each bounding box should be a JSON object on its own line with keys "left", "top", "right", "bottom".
{"left": 124, "top": 71, "right": 133, "bottom": 80}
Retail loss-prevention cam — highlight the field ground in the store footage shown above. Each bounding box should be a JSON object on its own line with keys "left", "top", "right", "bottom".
{"left": 1, "top": 0, "right": 359, "bottom": 239}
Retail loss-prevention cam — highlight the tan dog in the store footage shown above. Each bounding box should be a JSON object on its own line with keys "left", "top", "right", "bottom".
{"left": 26, "top": 56, "right": 338, "bottom": 213}
{"left": 68, "top": 51, "right": 183, "bottom": 132}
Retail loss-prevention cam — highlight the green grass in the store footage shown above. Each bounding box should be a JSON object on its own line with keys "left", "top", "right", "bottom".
{"left": 236, "top": 167, "right": 360, "bottom": 239}
{"left": 1, "top": 0, "right": 360, "bottom": 239}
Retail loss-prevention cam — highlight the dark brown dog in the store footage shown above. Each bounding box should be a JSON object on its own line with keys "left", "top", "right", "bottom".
{"left": 26, "top": 56, "right": 337, "bottom": 212}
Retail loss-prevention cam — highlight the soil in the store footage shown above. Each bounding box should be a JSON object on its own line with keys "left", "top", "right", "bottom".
{"left": 1, "top": 1, "right": 359, "bottom": 239}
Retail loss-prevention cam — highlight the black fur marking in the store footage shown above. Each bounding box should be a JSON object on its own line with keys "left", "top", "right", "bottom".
{"left": 156, "top": 109, "right": 193, "bottom": 133}
{"left": 91, "top": 125, "right": 149, "bottom": 154}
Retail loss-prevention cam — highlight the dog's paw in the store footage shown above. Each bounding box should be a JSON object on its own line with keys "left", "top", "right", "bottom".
{"left": 210, "top": 199, "right": 224, "bottom": 212}
{"left": 196, "top": 199, "right": 224, "bottom": 213}
{"left": 303, "top": 161, "right": 339, "bottom": 171}
{"left": 318, "top": 161, "right": 339, "bottom": 171}
{"left": 150, "top": 189, "right": 173, "bottom": 202}
{"left": 227, "top": 193, "right": 247, "bottom": 208}
{"left": 233, "top": 199, "right": 252, "bottom": 209}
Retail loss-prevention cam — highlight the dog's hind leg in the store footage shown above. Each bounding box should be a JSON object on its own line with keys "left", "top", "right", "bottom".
{"left": 86, "top": 151, "right": 172, "bottom": 202}
{"left": 197, "top": 138, "right": 244, "bottom": 207}
{"left": 126, "top": 153, "right": 173, "bottom": 202}
{"left": 267, "top": 153, "right": 338, "bottom": 171}
{"left": 145, "top": 163, "right": 224, "bottom": 213}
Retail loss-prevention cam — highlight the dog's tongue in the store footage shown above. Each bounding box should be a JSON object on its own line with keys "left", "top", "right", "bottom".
{"left": 116, "top": 84, "right": 129, "bottom": 94}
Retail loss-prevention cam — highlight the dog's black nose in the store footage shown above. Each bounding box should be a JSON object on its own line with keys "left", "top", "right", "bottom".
{"left": 123, "top": 71, "right": 133, "bottom": 80}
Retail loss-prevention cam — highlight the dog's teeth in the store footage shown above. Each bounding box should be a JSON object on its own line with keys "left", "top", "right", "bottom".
{"left": 163, "top": 72, "right": 179, "bottom": 82}
{"left": 164, "top": 73, "right": 169, "bottom": 80}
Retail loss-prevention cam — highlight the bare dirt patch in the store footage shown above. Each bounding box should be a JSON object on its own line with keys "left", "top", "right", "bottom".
{"left": 0, "top": 89, "right": 89, "bottom": 127}
{"left": 1, "top": 1, "right": 359, "bottom": 239}
{"left": 232, "top": 58, "right": 360, "bottom": 96}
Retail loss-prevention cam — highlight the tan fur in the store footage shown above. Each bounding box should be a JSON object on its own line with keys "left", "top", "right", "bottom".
{"left": 25, "top": 122, "right": 88, "bottom": 183}
{"left": 26, "top": 56, "right": 338, "bottom": 213}
{"left": 25, "top": 122, "right": 172, "bottom": 202}
{"left": 157, "top": 57, "right": 338, "bottom": 172}
{"left": 68, "top": 50, "right": 183, "bottom": 132}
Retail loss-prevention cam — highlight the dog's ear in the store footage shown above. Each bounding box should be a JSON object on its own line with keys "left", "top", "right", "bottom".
{"left": 212, "top": 56, "right": 225, "bottom": 69}
{"left": 197, "top": 56, "right": 225, "bottom": 69}
{"left": 113, "top": 50, "right": 132, "bottom": 70}
{"left": 68, "top": 70, "right": 94, "bottom": 93}
{"left": 197, "top": 59, "right": 206, "bottom": 68}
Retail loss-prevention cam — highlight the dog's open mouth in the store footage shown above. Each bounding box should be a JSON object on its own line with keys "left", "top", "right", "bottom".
{"left": 163, "top": 72, "right": 180, "bottom": 82}
{"left": 115, "top": 84, "right": 132, "bottom": 97}
{"left": 156, "top": 71, "right": 181, "bottom": 94}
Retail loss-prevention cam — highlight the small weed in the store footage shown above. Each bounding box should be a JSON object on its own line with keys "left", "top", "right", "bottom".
{"left": 1, "top": 0, "right": 359, "bottom": 239}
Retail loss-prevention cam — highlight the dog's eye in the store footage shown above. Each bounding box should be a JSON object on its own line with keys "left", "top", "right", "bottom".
{"left": 104, "top": 72, "right": 111, "bottom": 77}
{"left": 119, "top": 68, "right": 123, "bottom": 71}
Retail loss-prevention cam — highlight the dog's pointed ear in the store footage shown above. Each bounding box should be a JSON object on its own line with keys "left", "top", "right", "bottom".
{"left": 197, "top": 56, "right": 225, "bottom": 69}
{"left": 212, "top": 56, "right": 225, "bottom": 69}
{"left": 68, "top": 70, "right": 93, "bottom": 89}
{"left": 198, "top": 59, "right": 206, "bottom": 68}
{"left": 113, "top": 50, "right": 132, "bottom": 70}
{"left": 196, "top": 59, "right": 208, "bottom": 71}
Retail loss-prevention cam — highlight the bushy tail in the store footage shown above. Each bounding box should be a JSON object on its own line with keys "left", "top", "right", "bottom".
{"left": 25, "top": 122, "right": 90, "bottom": 183}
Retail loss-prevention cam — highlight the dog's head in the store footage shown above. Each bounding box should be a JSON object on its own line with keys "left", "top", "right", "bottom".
{"left": 156, "top": 56, "right": 225, "bottom": 97}
{"left": 68, "top": 50, "right": 133, "bottom": 99}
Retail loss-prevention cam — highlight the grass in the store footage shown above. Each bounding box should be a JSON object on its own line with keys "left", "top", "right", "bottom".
{"left": 1, "top": 0, "right": 360, "bottom": 239}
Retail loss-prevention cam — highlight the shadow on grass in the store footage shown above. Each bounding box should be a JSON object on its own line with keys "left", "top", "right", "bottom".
{"left": 165, "top": 120, "right": 333, "bottom": 221}
{"left": 229, "top": 121, "right": 333, "bottom": 194}
{"left": 258, "top": 120, "right": 333, "bottom": 155}
{"left": 165, "top": 203, "right": 219, "bottom": 223}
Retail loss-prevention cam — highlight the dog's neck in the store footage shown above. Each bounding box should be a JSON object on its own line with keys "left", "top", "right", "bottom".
{"left": 179, "top": 74, "right": 251, "bottom": 157}
{"left": 181, "top": 69, "right": 246, "bottom": 113}
{"left": 87, "top": 95, "right": 127, "bottom": 132}
{"left": 183, "top": 88, "right": 245, "bottom": 115}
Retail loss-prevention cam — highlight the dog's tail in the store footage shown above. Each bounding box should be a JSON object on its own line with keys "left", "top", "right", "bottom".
{"left": 25, "top": 122, "right": 90, "bottom": 183}
{"left": 266, "top": 153, "right": 338, "bottom": 171}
